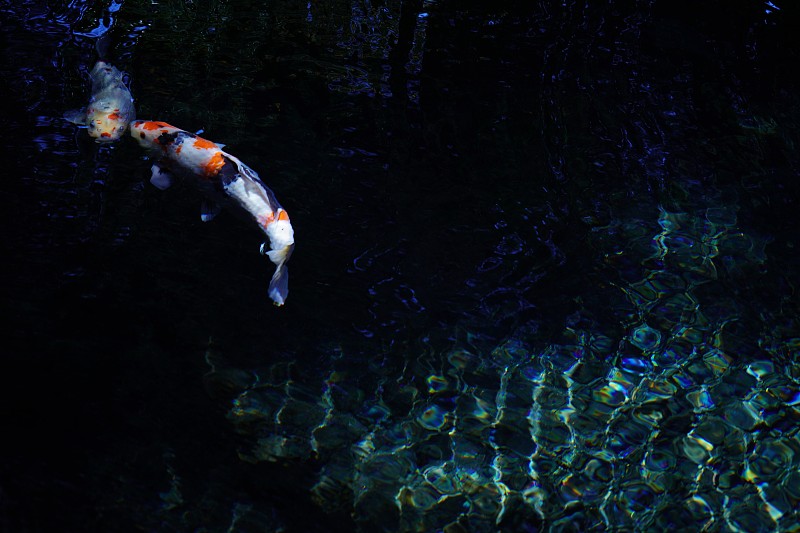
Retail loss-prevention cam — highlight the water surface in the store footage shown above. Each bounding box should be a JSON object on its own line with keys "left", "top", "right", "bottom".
{"left": 2, "top": 0, "right": 800, "bottom": 531}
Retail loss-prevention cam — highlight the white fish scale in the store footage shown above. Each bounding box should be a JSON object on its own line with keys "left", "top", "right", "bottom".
{"left": 135, "top": 124, "right": 220, "bottom": 176}
{"left": 224, "top": 176, "right": 274, "bottom": 224}
{"left": 173, "top": 143, "right": 220, "bottom": 176}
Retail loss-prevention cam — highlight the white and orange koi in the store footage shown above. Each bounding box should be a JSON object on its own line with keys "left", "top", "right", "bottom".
{"left": 131, "top": 120, "right": 295, "bottom": 306}
{"left": 65, "top": 61, "right": 135, "bottom": 142}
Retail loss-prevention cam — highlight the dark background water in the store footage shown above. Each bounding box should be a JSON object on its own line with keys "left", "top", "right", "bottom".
{"left": 2, "top": 0, "right": 800, "bottom": 531}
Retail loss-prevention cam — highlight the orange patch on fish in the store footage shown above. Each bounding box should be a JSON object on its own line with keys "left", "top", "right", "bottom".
{"left": 258, "top": 212, "right": 275, "bottom": 228}
{"left": 193, "top": 137, "right": 217, "bottom": 150}
{"left": 107, "top": 112, "right": 120, "bottom": 120}
{"left": 277, "top": 210, "right": 290, "bottom": 221}
{"left": 202, "top": 152, "right": 225, "bottom": 176}
{"left": 142, "top": 121, "right": 170, "bottom": 131}
{"left": 101, "top": 132, "right": 111, "bottom": 138}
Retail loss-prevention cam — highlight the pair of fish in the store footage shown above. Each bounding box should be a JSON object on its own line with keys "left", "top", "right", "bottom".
{"left": 66, "top": 62, "right": 295, "bottom": 305}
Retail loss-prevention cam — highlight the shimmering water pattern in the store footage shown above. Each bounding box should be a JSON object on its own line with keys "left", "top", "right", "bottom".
{"left": 225, "top": 207, "right": 800, "bottom": 531}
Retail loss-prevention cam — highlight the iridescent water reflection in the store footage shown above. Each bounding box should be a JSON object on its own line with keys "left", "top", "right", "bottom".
{"left": 227, "top": 206, "right": 800, "bottom": 531}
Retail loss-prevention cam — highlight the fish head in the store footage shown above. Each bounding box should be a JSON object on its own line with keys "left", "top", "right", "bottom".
{"left": 130, "top": 120, "right": 178, "bottom": 149}
{"left": 266, "top": 209, "right": 295, "bottom": 252}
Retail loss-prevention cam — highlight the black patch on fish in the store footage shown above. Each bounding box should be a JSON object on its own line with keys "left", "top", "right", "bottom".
{"left": 156, "top": 131, "right": 179, "bottom": 146}
{"left": 155, "top": 131, "right": 195, "bottom": 150}
{"left": 218, "top": 156, "right": 239, "bottom": 187}
{"left": 139, "top": 132, "right": 146, "bottom": 139}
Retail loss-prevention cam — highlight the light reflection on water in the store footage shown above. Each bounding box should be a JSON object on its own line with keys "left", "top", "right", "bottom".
{"left": 226, "top": 204, "right": 800, "bottom": 531}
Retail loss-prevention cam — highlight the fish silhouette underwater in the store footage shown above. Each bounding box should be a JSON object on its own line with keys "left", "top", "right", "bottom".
{"left": 64, "top": 60, "right": 135, "bottom": 142}
{"left": 131, "top": 120, "right": 295, "bottom": 306}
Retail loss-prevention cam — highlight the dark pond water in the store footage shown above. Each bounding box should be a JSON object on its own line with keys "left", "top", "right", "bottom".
{"left": 2, "top": 0, "right": 800, "bottom": 531}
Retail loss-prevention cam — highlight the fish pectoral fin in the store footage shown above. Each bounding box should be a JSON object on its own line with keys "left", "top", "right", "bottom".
{"left": 63, "top": 108, "right": 87, "bottom": 125}
{"left": 149, "top": 164, "right": 174, "bottom": 190}
{"left": 201, "top": 200, "right": 221, "bottom": 222}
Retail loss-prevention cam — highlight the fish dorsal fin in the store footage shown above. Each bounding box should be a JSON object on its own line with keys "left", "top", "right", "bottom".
{"left": 236, "top": 160, "right": 260, "bottom": 181}
{"left": 192, "top": 128, "right": 222, "bottom": 148}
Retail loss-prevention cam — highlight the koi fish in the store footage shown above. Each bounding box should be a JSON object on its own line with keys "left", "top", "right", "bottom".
{"left": 64, "top": 61, "right": 135, "bottom": 142}
{"left": 130, "top": 120, "right": 295, "bottom": 306}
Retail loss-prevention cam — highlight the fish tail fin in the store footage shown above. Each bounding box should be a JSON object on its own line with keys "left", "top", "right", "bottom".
{"left": 266, "top": 244, "right": 294, "bottom": 306}
{"left": 95, "top": 33, "right": 111, "bottom": 60}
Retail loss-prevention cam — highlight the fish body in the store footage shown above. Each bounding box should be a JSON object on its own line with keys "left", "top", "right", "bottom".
{"left": 131, "top": 120, "right": 295, "bottom": 306}
{"left": 65, "top": 61, "right": 135, "bottom": 142}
